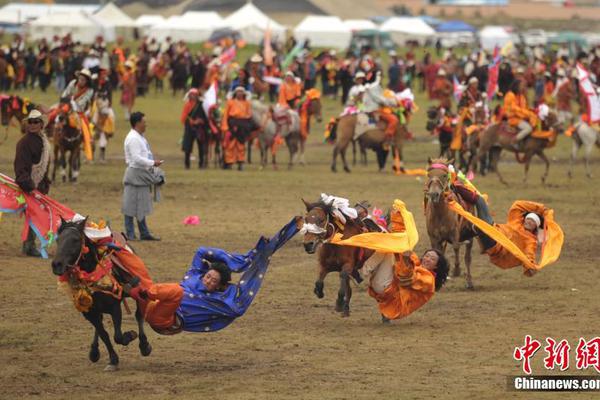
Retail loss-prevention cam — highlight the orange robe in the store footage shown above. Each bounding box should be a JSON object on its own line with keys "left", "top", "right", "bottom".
{"left": 143, "top": 283, "right": 184, "bottom": 330}
{"left": 503, "top": 91, "right": 534, "bottom": 127}
{"left": 278, "top": 81, "right": 301, "bottom": 107}
{"left": 221, "top": 98, "right": 252, "bottom": 131}
{"left": 367, "top": 253, "right": 435, "bottom": 320}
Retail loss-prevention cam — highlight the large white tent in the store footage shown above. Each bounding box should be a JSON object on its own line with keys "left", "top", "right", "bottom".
{"left": 380, "top": 17, "right": 435, "bottom": 45}
{"left": 479, "top": 26, "right": 511, "bottom": 50}
{"left": 135, "top": 14, "right": 165, "bottom": 37}
{"left": 343, "top": 19, "right": 377, "bottom": 32}
{"left": 28, "top": 12, "right": 103, "bottom": 43}
{"left": 150, "top": 12, "right": 225, "bottom": 42}
{"left": 223, "top": 3, "right": 285, "bottom": 45}
{"left": 294, "top": 16, "right": 352, "bottom": 48}
{"left": 0, "top": 3, "right": 99, "bottom": 24}
{"left": 92, "top": 3, "right": 135, "bottom": 41}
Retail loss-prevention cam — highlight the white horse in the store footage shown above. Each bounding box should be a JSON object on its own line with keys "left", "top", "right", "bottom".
{"left": 568, "top": 122, "right": 600, "bottom": 178}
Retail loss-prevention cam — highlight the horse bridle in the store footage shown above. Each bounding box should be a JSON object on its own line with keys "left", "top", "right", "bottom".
{"left": 426, "top": 165, "right": 450, "bottom": 195}
{"left": 302, "top": 207, "right": 339, "bottom": 243}
{"left": 60, "top": 225, "right": 88, "bottom": 269}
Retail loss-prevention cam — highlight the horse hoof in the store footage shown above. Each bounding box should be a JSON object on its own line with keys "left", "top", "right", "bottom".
{"left": 335, "top": 303, "right": 343, "bottom": 313}
{"left": 89, "top": 346, "right": 100, "bottom": 363}
{"left": 452, "top": 270, "right": 461, "bottom": 278}
{"left": 331, "top": 166, "right": 337, "bottom": 173}
{"left": 104, "top": 364, "right": 119, "bottom": 372}
{"left": 587, "top": 174, "right": 594, "bottom": 179}
{"left": 139, "top": 342, "right": 152, "bottom": 357}
{"left": 465, "top": 282, "right": 475, "bottom": 290}
{"left": 341, "top": 310, "right": 350, "bottom": 318}
{"left": 343, "top": 167, "right": 351, "bottom": 173}
{"left": 121, "top": 331, "right": 138, "bottom": 346}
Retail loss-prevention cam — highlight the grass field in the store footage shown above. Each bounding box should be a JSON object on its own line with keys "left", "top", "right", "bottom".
{"left": 0, "top": 85, "right": 599, "bottom": 400}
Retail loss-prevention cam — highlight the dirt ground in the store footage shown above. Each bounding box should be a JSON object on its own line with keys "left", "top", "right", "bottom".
{"left": 0, "top": 86, "right": 598, "bottom": 400}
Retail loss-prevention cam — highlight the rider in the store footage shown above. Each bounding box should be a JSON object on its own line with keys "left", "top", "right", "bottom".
{"left": 278, "top": 71, "right": 302, "bottom": 109}
{"left": 503, "top": 79, "right": 537, "bottom": 148}
{"left": 222, "top": 86, "right": 254, "bottom": 170}
{"left": 346, "top": 71, "right": 367, "bottom": 107}
{"left": 432, "top": 69, "right": 453, "bottom": 111}
{"left": 361, "top": 72, "right": 399, "bottom": 143}
{"left": 59, "top": 68, "right": 94, "bottom": 116}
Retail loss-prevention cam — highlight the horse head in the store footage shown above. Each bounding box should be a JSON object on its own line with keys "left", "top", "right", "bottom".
{"left": 51, "top": 216, "right": 87, "bottom": 276}
{"left": 299, "top": 198, "right": 335, "bottom": 254}
{"left": 308, "top": 98, "right": 322, "bottom": 124}
{"left": 426, "top": 157, "right": 452, "bottom": 204}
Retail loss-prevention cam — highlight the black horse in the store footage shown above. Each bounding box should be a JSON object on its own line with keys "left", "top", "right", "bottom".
{"left": 51, "top": 217, "right": 152, "bottom": 371}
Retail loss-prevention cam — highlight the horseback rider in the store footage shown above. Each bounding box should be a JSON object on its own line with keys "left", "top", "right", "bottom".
{"left": 503, "top": 79, "right": 537, "bottom": 147}
{"left": 432, "top": 69, "right": 453, "bottom": 111}
{"left": 278, "top": 71, "right": 302, "bottom": 109}
{"left": 361, "top": 71, "right": 399, "bottom": 143}
{"left": 346, "top": 71, "right": 366, "bottom": 107}
{"left": 62, "top": 68, "right": 94, "bottom": 115}
{"left": 458, "top": 77, "right": 483, "bottom": 112}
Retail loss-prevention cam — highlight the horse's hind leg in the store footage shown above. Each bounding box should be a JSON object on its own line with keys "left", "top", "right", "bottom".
{"left": 537, "top": 151, "right": 550, "bottom": 185}
{"left": 339, "top": 267, "right": 352, "bottom": 317}
{"left": 84, "top": 312, "right": 119, "bottom": 370}
{"left": 452, "top": 241, "right": 461, "bottom": 278}
{"left": 568, "top": 139, "right": 578, "bottom": 179}
{"left": 341, "top": 148, "right": 351, "bottom": 173}
{"left": 464, "top": 240, "right": 474, "bottom": 290}
{"left": 331, "top": 146, "right": 339, "bottom": 172}
{"left": 89, "top": 330, "right": 100, "bottom": 363}
{"left": 584, "top": 143, "right": 594, "bottom": 178}
{"left": 110, "top": 302, "right": 138, "bottom": 346}
{"left": 135, "top": 305, "right": 152, "bottom": 357}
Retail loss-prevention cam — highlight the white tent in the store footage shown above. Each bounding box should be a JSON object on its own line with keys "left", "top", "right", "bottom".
{"left": 343, "top": 19, "right": 377, "bottom": 32}
{"left": 135, "top": 14, "right": 165, "bottom": 36}
{"left": 479, "top": 26, "right": 511, "bottom": 50}
{"left": 92, "top": 3, "right": 135, "bottom": 41}
{"left": 150, "top": 12, "right": 225, "bottom": 42}
{"left": 223, "top": 3, "right": 285, "bottom": 45}
{"left": 0, "top": 3, "right": 99, "bottom": 24}
{"left": 294, "top": 16, "right": 352, "bottom": 49}
{"left": 28, "top": 12, "right": 103, "bottom": 43}
{"left": 380, "top": 17, "right": 435, "bottom": 45}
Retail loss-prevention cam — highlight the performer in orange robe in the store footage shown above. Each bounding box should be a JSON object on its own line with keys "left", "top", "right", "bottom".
{"left": 221, "top": 86, "right": 253, "bottom": 170}
{"left": 503, "top": 79, "right": 537, "bottom": 144}
{"left": 278, "top": 71, "right": 302, "bottom": 108}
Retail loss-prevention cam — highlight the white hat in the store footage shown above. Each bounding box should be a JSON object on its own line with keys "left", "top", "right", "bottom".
{"left": 525, "top": 213, "right": 541, "bottom": 228}
{"left": 250, "top": 53, "right": 263, "bottom": 63}
{"left": 233, "top": 86, "right": 246, "bottom": 93}
{"left": 124, "top": 60, "right": 135, "bottom": 69}
{"left": 76, "top": 68, "right": 92, "bottom": 80}
{"left": 25, "top": 109, "right": 46, "bottom": 127}
{"left": 389, "top": 50, "right": 397, "bottom": 57}
{"left": 468, "top": 76, "right": 478, "bottom": 85}
{"left": 354, "top": 71, "right": 366, "bottom": 80}
{"left": 285, "top": 71, "right": 295, "bottom": 78}
{"left": 437, "top": 69, "right": 446, "bottom": 76}
{"left": 557, "top": 68, "right": 566, "bottom": 77}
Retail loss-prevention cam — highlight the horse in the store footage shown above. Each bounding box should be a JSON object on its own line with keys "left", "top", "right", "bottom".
{"left": 52, "top": 105, "right": 82, "bottom": 183}
{"left": 426, "top": 105, "right": 454, "bottom": 160}
{"left": 51, "top": 218, "right": 152, "bottom": 371}
{"left": 300, "top": 198, "right": 373, "bottom": 317}
{"left": 331, "top": 113, "right": 406, "bottom": 173}
{"left": 475, "top": 111, "right": 562, "bottom": 185}
{"left": 424, "top": 158, "right": 475, "bottom": 289}
{"left": 453, "top": 102, "right": 488, "bottom": 173}
{"left": 0, "top": 95, "right": 42, "bottom": 143}
{"left": 252, "top": 100, "right": 300, "bottom": 170}
{"left": 568, "top": 122, "right": 600, "bottom": 178}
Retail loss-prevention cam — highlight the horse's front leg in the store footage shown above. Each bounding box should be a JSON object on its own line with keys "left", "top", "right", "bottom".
{"left": 84, "top": 311, "right": 119, "bottom": 371}
{"left": 338, "top": 264, "right": 352, "bottom": 317}
{"left": 110, "top": 301, "right": 137, "bottom": 346}
{"left": 340, "top": 147, "right": 351, "bottom": 173}
{"left": 464, "top": 239, "right": 474, "bottom": 290}
{"left": 135, "top": 304, "right": 152, "bottom": 357}
{"left": 584, "top": 142, "right": 594, "bottom": 178}
{"left": 299, "top": 137, "right": 306, "bottom": 165}
{"left": 568, "top": 140, "right": 578, "bottom": 179}
{"left": 89, "top": 330, "right": 100, "bottom": 363}
{"left": 314, "top": 264, "right": 327, "bottom": 299}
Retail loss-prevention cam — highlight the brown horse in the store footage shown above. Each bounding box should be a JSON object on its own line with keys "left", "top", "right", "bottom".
{"left": 300, "top": 198, "right": 372, "bottom": 317}
{"left": 331, "top": 114, "right": 406, "bottom": 173}
{"left": 0, "top": 95, "right": 44, "bottom": 143}
{"left": 52, "top": 107, "right": 82, "bottom": 183}
{"left": 424, "top": 158, "right": 475, "bottom": 289}
{"left": 475, "top": 111, "right": 562, "bottom": 185}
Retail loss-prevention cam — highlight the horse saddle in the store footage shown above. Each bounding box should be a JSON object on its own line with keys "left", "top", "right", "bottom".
{"left": 354, "top": 113, "right": 378, "bottom": 140}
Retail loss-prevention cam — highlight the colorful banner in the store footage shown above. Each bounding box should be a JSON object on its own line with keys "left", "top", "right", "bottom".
{"left": 487, "top": 45, "right": 501, "bottom": 101}
{"left": 576, "top": 63, "right": 600, "bottom": 123}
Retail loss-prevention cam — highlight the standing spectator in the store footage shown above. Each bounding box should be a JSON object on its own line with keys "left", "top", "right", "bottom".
{"left": 122, "top": 112, "right": 164, "bottom": 241}
{"left": 13, "top": 110, "right": 51, "bottom": 257}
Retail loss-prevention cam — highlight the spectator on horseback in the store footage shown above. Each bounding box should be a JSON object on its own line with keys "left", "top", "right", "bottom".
{"left": 458, "top": 77, "right": 483, "bottom": 110}
{"left": 14, "top": 110, "right": 51, "bottom": 257}
{"left": 503, "top": 79, "right": 537, "bottom": 148}
{"left": 346, "top": 71, "right": 366, "bottom": 107}
{"left": 278, "top": 71, "right": 302, "bottom": 109}
{"left": 122, "top": 111, "right": 164, "bottom": 241}
{"left": 222, "top": 86, "right": 254, "bottom": 170}
{"left": 62, "top": 68, "right": 94, "bottom": 115}
{"left": 361, "top": 71, "right": 399, "bottom": 145}
{"left": 180, "top": 88, "right": 209, "bottom": 169}
{"left": 432, "top": 69, "right": 453, "bottom": 111}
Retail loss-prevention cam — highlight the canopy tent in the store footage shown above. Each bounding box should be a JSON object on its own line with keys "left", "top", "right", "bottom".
{"left": 135, "top": 14, "right": 165, "bottom": 36}
{"left": 223, "top": 2, "right": 285, "bottom": 45}
{"left": 418, "top": 15, "right": 443, "bottom": 28}
{"left": 0, "top": 9, "right": 22, "bottom": 33}
{"left": 151, "top": 12, "right": 225, "bottom": 42}
{"left": 0, "top": 3, "right": 99, "bottom": 23}
{"left": 294, "top": 15, "right": 351, "bottom": 49}
{"left": 28, "top": 12, "right": 103, "bottom": 43}
{"left": 380, "top": 17, "right": 435, "bottom": 45}
{"left": 549, "top": 31, "right": 587, "bottom": 46}
{"left": 343, "top": 19, "right": 378, "bottom": 32}
{"left": 436, "top": 20, "right": 476, "bottom": 33}
{"left": 92, "top": 3, "right": 135, "bottom": 41}
{"left": 478, "top": 25, "right": 511, "bottom": 50}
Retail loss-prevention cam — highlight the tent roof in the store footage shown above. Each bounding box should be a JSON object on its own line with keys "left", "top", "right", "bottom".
{"left": 0, "top": 3, "right": 99, "bottom": 22}
{"left": 135, "top": 14, "right": 165, "bottom": 27}
{"left": 29, "top": 11, "right": 100, "bottom": 28}
{"left": 93, "top": 2, "right": 134, "bottom": 27}
{"left": 479, "top": 25, "right": 510, "bottom": 38}
{"left": 224, "top": 2, "right": 284, "bottom": 32}
{"left": 418, "top": 15, "right": 443, "bottom": 27}
{"left": 343, "top": 19, "right": 377, "bottom": 32}
{"left": 295, "top": 16, "right": 350, "bottom": 33}
{"left": 436, "top": 20, "right": 476, "bottom": 33}
{"left": 0, "top": 9, "right": 21, "bottom": 24}
{"left": 380, "top": 17, "right": 435, "bottom": 36}
{"left": 155, "top": 12, "right": 224, "bottom": 30}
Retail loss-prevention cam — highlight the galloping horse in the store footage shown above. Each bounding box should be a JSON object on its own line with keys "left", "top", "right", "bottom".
{"left": 300, "top": 198, "right": 372, "bottom": 317}
{"left": 51, "top": 218, "right": 152, "bottom": 371}
{"left": 424, "top": 158, "right": 475, "bottom": 289}
{"left": 52, "top": 104, "right": 82, "bottom": 183}
{"left": 331, "top": 114, "right": 407, "bottom": 173}
{"left": 0, "top": 95, "right": 42, "bottom": 143}
{"left": 475, "top": 110, "right": 562, "bottom": 185}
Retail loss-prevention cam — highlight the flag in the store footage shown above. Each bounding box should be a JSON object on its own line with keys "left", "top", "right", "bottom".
{"left": 487, "top": 46, "right": 501, "bottom": 101}
{"left": 453, "top": 75, "right": 463, "bottom": 102}
{"left": 202, "top": 80, "right": 218, "bottom": 115}
{"left": 576, "top": 63, "right": 600, "bottom": 123}
{"left": 219, "top": 45, "right": 236, "bottom": 66}
{"left": 263, "top": 23, "right": 273, "bottom": 67}
{"left": 282, "top": 40, "right": 305, "bottom": 71}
